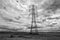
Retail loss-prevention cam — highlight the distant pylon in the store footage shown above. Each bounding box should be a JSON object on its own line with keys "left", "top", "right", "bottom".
{"left": 30, "top": 5, "right": 38, "bottom": 33}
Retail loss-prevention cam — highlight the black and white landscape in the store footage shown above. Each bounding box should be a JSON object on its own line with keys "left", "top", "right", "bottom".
{"left": 0, "top": 0, "right": 60, "bottom": 40}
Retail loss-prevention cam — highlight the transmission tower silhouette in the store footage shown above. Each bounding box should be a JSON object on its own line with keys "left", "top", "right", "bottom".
{"left": 30, "top": 5, "right": 38, "bottom": 34}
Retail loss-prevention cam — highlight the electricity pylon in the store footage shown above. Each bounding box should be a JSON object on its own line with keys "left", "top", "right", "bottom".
{"left": 29, "top": 5, "right": 38, "bottom": 34}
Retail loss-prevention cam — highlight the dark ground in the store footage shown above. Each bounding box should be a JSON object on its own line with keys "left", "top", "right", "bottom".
{"left": 0, "top": 31, "right": 60, "bottom": 40}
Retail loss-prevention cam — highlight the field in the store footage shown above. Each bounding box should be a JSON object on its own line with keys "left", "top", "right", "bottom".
{"left": 0, "top": 32, "right": 60, "bottom": 40}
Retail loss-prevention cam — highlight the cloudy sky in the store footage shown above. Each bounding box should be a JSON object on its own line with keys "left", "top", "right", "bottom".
{"left": 0, "top": 0, "right": 60, "bottom": 32}
{"left": 0, "top": 0, "right": 32, "bottom": 32}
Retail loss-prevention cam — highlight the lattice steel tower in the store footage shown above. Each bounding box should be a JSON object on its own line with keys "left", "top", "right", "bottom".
{"left": 29, "top": 5, "right": 38, "bottom": 33}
